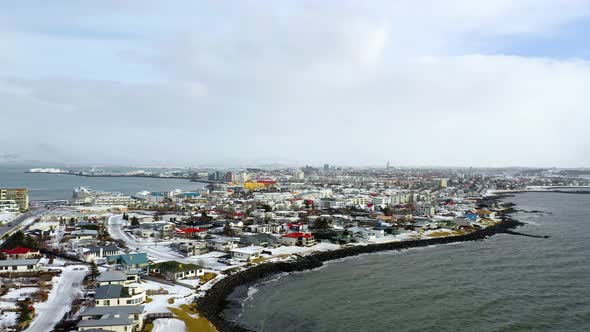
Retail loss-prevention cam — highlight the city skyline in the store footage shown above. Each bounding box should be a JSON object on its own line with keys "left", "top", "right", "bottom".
{"left": 2, "top": 1, "right": 590, "bottom": 167}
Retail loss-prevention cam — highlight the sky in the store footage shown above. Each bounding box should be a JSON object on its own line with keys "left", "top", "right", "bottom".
{"left": 1, "top": 1, "right": 590, "bottom": 168}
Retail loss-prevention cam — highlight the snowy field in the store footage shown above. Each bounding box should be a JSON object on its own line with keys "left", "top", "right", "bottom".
{"left": 142, "top": 280, "right": 194, "bottom": 314}
{"left": 0, "top": 311, "right": 17, "bottom": 328}
{"left": 26, "top": 265, "right": 87, "bottom": 332}
{"left": 152, "top": 318, "right": 186, "bottom": 332}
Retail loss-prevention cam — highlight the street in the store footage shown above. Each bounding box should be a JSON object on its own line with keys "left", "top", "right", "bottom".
{"left": 0, "top": 208, "right": 47, "bottom": 240}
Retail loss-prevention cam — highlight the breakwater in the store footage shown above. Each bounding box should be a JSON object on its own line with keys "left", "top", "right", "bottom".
{"left": 196, "top": 217, "right": 522, "bottom": 332}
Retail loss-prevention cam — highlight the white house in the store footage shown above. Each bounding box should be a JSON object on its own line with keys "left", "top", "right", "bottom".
{"left": 78, "top": 305, "right": 144, "bottom": 332}
{"left": 207, "top": 237, "right": 239, "bottom": 252}
{"left": 79, "top": 245, "right": 121, "bottom": 262}
{"left": 94, "top": 284, "right": 146, "bottom": 307}
{"left": 280, "top": 233, "right": 316, "bottom": 247}
{"left": 71, "top": 229, "right": 98, "bottom": 240}
{"left": 0, "top": 259, "right": 42, "bottom": 273}
{"left": 96, "top": 270, "right": 140, "bottom": 287}
{"left": 230, "top": 246, "right": 264, "bottom": 261}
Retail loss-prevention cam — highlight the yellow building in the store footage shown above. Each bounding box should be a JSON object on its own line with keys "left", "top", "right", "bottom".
{"left": 0, "top": 188, "right": 29, "bottom": 212}
{"left": 243, "top": 181, "right": 267, "bottom": 191}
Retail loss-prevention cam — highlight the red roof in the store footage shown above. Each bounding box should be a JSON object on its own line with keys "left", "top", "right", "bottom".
{"left": 257, "top": 180, "right": 277, "bottom": 185}
{"left": 282, "top": 232, "right": 314, "bottom": 239}
{"left": 176, "top": 228, "right": 207, "bottom": 234}
{"left": 1, "top": 247, "right": 36, "bottom": 255}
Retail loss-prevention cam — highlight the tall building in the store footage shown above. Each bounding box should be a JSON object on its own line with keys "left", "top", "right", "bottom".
{"left": 225, "top": 171, "right": 235, "bottom": 182}
{"left": 294, "top": 170, "right": 305, "bottom": 181}
{"left": 323, "top": 164, "right": 330, "bottom": 171}
{"left": 0, "top": 188, "right": 29, "bottom": 212}
{"left": 235, "top": 172, "right": 249, "bottom": 184}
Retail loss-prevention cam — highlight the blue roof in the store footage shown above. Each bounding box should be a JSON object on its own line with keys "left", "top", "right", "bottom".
{"left": 107, "top": 253, "right": 149, "bottom": 266}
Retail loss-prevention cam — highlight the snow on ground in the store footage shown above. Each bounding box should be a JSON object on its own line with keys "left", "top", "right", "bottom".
{"left": 1, "top": 287, "right": 39, "bottom": 300}
{"left": 152, "top": 318, "right": 186, "bottom": 332}
{"left": 267, "top": 241, "right": 340, "bottom": 256}
{"left": 26, "top": 265, "right": 87, "bottom": 332}
{"left": 142, "top": 280, "right": 194, "bottom": 314}
{"left": 0, "top": 311, "right": 17, "bottom": 328}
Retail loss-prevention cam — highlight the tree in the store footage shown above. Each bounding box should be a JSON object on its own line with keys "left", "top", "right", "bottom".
{"left": 130, "top": 216, "right": 139, "bottom": 227}
{"left": 201, "top": 211, "right": 212, "bottom": 222}
{"left": 223, "top": 223, "right": 232, "bottom": 236}
{"left": 23, "top": 235, "right": 39, "bottom": 250}
{"left": 314, "top": 217, "right": 331, "bottom": 230}
{"left": 382, "top": 207, "right": 393, "bottom": 216}
{"left": 122, "top": 213, "right": 129, "bottom": 221}
{"left": 17, "top": 301, "right": 33, "bottom": 325}
{"left": 89, "top": 262, "right": 100, "bottom": 280}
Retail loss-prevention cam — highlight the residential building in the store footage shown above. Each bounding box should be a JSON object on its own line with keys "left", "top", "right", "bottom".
{"left": 207, "top": 238, "right": 238, "bottom": 252}
{"left": 80, "top": 245, "right": 121, "bottom": 262}
{"left": 94, "top": 284, "right": 146, "bottom": 306}
{"left": 0, "top": 199, "right": 19, "bottom": 213}
{"left": 78, "top": 305, "right": 144, "bottom": 332}
{"left": 0, "top": 247, "right": 40, "bottom": 260}
{"left": 280, "top": 232, "right": 316, "bottom": 246}
{"left": 175, "top": 227, "right": 208, "bottom": 239}
{"left": 230, "top": 246, "right": 264, "bottom": 261}
{"left": 97, "top": 270, "right": 140, "bottom": 287}
{"left": 0, "top": 188, "right": 29, "bottom": 212}
{"left": 174, "top": 241, "right": 208, "bottom": 256}
{"left": 107, "top": 253, "right": 149, "bottom": 272}
{"left": 71, "top": 229, "right": 99, "bottom": 240}
{"left": 151, "top": 261, "right": 204, "bottom": 281}
{"left": 0, "top": 258, "right": 42, "bottom": 273}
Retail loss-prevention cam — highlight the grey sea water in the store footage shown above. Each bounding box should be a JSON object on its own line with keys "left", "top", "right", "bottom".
{"left": 230, "top": 192, "right": 590, "bottom": 331}
{"left": 0, "top": 165, "right": 204, "bottom": 200}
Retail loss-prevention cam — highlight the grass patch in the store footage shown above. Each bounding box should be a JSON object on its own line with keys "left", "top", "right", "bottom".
{"left": 249, "top": 257, "right": 267, "bottom": 264}
{"left": 167, "top": 297, "right": 175, "bottom": 304}
{"left": 424, "top": 231, "right": 453, "bottom": 238}
{"left": 145, "top": 297, "right": 153, "bottom": 303}
{"left": 199, "top": 272, "right": 217, "bottom": 284}
{"left": 141, "top": 322, "right": 154, "bottom": 332}
{"left": 168, "top": 304, "right": 218, "bottom": 332}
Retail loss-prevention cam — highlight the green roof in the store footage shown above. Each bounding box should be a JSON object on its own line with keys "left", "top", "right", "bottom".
{"left": 152, "top": 261, "right": 203, "bottom": 273}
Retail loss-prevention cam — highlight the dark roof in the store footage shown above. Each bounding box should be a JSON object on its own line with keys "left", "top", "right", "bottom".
{"left": 80, "top": 305, "right": 144, "bottom": 316}
{"left": 96, "top": 271, "right": 126, "bottom": 282}
{"left": 94, "top": 284, "right": 123, "bottom": 299}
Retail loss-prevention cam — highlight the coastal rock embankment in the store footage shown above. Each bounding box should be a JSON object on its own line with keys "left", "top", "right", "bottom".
{"left": 196, "top": 217, "right": 522, "bottom": 332}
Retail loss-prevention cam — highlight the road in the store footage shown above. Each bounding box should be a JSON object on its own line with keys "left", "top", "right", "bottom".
{"left": 26, "top": 265, "right": 88, "bottom": 332}
{"left": 0, "top": 208, "right": 47, "bottom": 239}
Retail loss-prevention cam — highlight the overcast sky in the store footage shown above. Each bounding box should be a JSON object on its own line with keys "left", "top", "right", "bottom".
{"left": 2, "top": 1, "right": 590, "bottom": 167}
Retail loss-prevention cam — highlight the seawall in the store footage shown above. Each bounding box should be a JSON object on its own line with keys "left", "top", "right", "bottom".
{"left": 196, "top": 217, "right": 522, "bottom": 332}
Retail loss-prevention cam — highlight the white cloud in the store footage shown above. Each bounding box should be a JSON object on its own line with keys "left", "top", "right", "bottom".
{"left": 1, "top": 1, "right": 590, "bottom": 166}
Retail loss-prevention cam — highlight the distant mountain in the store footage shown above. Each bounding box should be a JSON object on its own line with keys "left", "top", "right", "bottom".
{"left": 0, "top": 153, "right": 19, "bottom": 162}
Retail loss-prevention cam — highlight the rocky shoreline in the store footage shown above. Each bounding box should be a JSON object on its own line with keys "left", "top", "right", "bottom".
{"left": 196, "top": 214, "right": 523, "bottom": 332}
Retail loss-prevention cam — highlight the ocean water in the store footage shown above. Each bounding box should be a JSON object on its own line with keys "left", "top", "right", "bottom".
{"left": 230, "top": 192, "right": 590, "bottom": 331}
{"left": 0, "top": 165, "right": 204, "bottom": 200}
